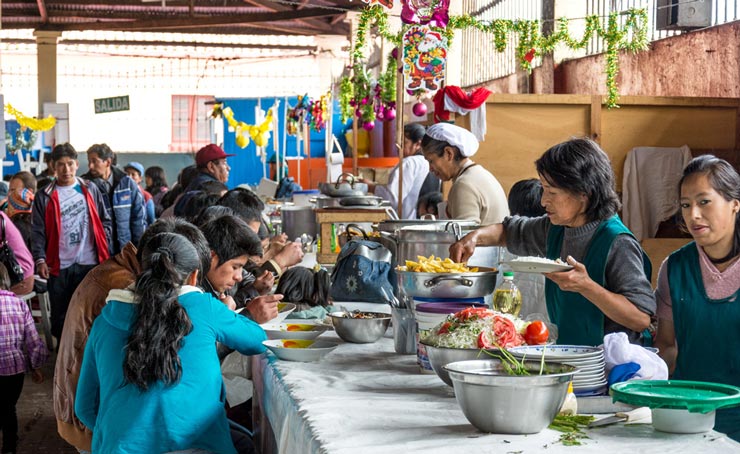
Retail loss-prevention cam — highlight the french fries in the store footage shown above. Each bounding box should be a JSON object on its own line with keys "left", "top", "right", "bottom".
{"left": 399, "top": 255, "right": 478, "bottom": 273}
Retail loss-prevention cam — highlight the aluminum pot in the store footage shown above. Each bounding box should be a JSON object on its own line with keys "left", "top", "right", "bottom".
{"left": 314, "top": 196, "right": 342, "bottom": 208}
{"left": 376, "top": 218, "right": 477, "bottom": 234}
{"left": 392, "top": 222, "right": 500, "bottom": 268}
{"left": 281, "top": 206, "right": 317, "bottom": 242}
{"left": 318, "top": 173, "right": 368, "bottom": 197}
{"left": 444, "top": 359, "right": 578, "bottom": 434}
{"left": 397, "top": 267, "right": 498, "bottom": 299}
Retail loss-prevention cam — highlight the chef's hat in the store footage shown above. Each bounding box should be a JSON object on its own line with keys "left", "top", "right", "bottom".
{"left": 425, "top": 123, "right": 479, "bottom": 157}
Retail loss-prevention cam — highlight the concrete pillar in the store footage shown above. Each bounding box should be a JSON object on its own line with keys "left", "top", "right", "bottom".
{"left": 33, "top": 30, "right": 62, "bottom": 116}
{"left": 539, "top": 0, "right": 556, "bottom": 94}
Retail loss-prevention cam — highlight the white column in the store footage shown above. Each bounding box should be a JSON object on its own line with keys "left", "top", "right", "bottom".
{"left": 33, "top": 30, "right": 63, "bottom": 117}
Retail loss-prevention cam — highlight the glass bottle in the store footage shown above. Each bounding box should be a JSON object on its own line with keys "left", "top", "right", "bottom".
{"left": 492, "top": 271, "right": 522, "bottom": 316}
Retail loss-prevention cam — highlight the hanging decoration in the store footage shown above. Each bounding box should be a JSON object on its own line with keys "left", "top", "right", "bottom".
{"left": 310, "top": 93, "right": 331, "bottom": 132}
{"left": 338, "top": 76, "right": 354, "bottom": 124}
{"left": 215, "top": 104, "right": 273, "bottom": 149}
{"left": 362, "top": 0, "right": 394, "bottom": 7}
{"left": 432, "top": 86, "right": 491, "bottom": 140}
{"left": 353, "top": 6, "right": 649, "bottom": 108}
{"left": 401, "top": 0, "right": 450, "bottom": 28}
{"left": 4, "top": 104, "right": 56, "bottom": 132}
{"left": 375, "top": 52, "right": 398, "bottom": 122}
{"left": 403, "top": 26, "right": 448, "bottom": 93}
{"left": 5, "top": 129, "right": 39, "bottom": 155}
{"left": 287, "top": 95, "right": 310, "bottom": 137}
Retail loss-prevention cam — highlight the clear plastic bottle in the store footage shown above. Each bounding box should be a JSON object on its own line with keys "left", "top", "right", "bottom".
{"left": 492, "top": 271, "right": 522, "bottom": 316}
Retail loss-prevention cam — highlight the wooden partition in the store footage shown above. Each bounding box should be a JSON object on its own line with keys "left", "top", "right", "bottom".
{"left": 458, "top": 94, "right": 740, "bottom": 194}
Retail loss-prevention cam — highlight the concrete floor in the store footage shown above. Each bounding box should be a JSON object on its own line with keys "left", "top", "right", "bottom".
{"left": 13, "top": 350, "right": 77, "bottom": 454}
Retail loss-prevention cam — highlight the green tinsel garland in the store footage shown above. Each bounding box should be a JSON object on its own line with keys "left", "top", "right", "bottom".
{"left": 378, "top": 53, "right": 397, "bottom": 105}
{"left": 339, "top": 76, "right": 354, "bottom": 124}
{"left": 354, "top": 6, "right": 649, "bottom": 108}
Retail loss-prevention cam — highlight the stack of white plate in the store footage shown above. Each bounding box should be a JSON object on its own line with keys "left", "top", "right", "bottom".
{"left": 507, "top": 345, "right": 607, "bottom": 396}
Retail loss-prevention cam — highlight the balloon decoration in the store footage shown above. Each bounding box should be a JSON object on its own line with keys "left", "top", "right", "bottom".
{"left": 216, "top": 104, "right": 273, "bottom": 149}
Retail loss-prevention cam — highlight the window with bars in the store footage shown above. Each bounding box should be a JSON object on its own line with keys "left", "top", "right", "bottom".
{"left": 170, "top": 94, "right": 215, "bottom": 152}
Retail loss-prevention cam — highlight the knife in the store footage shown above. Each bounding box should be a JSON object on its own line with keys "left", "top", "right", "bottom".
{"left": 588, "top": 407, "right": 651, "bottom": 428}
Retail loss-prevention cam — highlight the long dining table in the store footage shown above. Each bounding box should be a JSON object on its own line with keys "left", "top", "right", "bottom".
{"left": 251, "top": 330, "right": 740, "bottom": 454}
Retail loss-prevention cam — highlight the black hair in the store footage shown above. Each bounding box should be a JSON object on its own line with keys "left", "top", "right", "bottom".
{"left": 179, "top": 192, "right": 221, "bottom": 222}
{"left": 535, "top": 138, "right": 620, "bottom": 223}
{"left": 36, "top": 177, "right": 53, "bottom": 191}
{"left": 416, "top": 191, "right": 443, "bottom": 218}
{"left": 124, "top": 232, "right": 199, "bottom": 391}
{"left": 679, "top": 155, "right": 740, "bottom": 263}
{"left": 0, "top": 263, "right": 10, "bottom": 290}
{"left": 179, "top": 165, "right": 200, "bottom": 189}
{"left": 51, "top": 143, "right": 77, "bottom": 162}
{"left": 137, "top": 218, "right": 211, "bottom": 280}
{"left": 405, "top": 123, "right": 426, "bottom": 144}
{"left": 200, "top": 180, "right": 228, "bottom": 195}
{"left": 217, "top": 188, "right": 264, "bottom": 224}
{"left": 145, "top": 166, "right": 168, "bottom": 196}
{"left": 10, "top": 213, "right": 32, "bottom": 251}
{"left": 86, "top": 143, "right": 114, "bottom": 161}
{"left": 508, "top": 179, "right": 546, "bottom": 217}
{"left": 11, "top": 171, "right": 37, "bottom": 192}
{"left": 199, "top": 215, "right": 263, "bottom": 265}
{"left": 194, "top": 206, "right": 236, "bottom": 226}
{"left": 421, "top": 135, "right": 465, "bottom": 162}
{"left": 275, "top": 267, "right": 331, "bottom": 308}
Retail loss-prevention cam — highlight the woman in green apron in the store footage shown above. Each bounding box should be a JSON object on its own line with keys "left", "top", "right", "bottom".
{"left": 654, "top": 155, "right": 740, "bottom": 441}
{"left": 450, "top": 138, "right": 655, "bottom": 346}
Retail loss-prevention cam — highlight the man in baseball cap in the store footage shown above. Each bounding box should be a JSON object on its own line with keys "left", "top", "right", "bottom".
{"left": 187, "top": 144, "right": 235, "bottom": 191}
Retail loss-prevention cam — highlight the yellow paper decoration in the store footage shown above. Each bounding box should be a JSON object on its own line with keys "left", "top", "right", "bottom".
{"left": 218, "top": 104, "right": 273, "bottom": 149}
{"left": 4, "top": 104, "right": 56, "bottom": 131}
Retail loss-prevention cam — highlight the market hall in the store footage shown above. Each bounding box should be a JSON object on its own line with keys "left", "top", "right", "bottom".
{"left": 1, "top": 0, "right": 740, "bottom": 453}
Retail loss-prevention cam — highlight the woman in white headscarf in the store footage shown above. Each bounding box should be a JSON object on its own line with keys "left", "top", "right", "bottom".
{"left": 421, "top": 123, "right": 509, "bottom": 225}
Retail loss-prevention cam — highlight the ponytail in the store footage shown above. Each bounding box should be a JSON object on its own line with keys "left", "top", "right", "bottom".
{"left": 124, "top": 233, "right": 199, "bottom": 390}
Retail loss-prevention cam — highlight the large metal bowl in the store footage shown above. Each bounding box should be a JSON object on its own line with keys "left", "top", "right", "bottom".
{"left": 397, "top": 267, "right": 498, "bottom": 299}
{"left": 329, "top": 311, "right": 391, "bottom": 343}
{"left": 422, "top": 342, "right": 500, "bottom": 387}
{"left": 444, "top": 359, "right": 578, "bottom": 434}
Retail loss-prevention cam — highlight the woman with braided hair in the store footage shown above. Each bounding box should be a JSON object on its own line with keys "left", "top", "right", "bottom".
{"left": 75, "top": 231, "right": 266, "bottom": 454}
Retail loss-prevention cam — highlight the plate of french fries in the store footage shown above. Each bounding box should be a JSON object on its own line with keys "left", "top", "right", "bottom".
{"left": 396, "top": 256, "right": 498, "bottom": 298}
{"left": 397, "top": 255, "right": 480, "bottom": 273}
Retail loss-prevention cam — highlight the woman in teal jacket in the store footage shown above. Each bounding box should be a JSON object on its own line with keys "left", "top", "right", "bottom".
{"left": 654, "top": 156, "right": 740, "bottom": 441}
{"left": 450, "top": 138, "right": 655, "bottom": 346}
{"left": 76, "top": 232, "right": 266, "bottom": 454}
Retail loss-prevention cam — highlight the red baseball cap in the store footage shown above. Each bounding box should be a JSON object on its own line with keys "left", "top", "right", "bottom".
{"left": 195, "top": 144, "right": 235, "bottom": 167}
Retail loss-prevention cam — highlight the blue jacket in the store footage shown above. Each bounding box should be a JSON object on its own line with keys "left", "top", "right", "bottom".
{"left": 75, "top": 287, "right": 267, "bottom": 454}
{"left": 82, "top": 166, "right": 146, "bottom": 254}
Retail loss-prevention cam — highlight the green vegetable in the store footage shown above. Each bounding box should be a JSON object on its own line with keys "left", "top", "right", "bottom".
{"left": 549, "top": 415, "right": 595, "bottom": 446}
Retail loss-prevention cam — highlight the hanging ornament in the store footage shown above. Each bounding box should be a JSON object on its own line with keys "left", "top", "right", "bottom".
{"left": 384, "top": 106, "right": 397, "bottom": 121}
{"left": 524, "top": 48, "right": 536, "bottom": 64}
{"left": 403, "top": 26, "right": 448, "bottom": 94}
{"left": 401, "top": 0, "right": 450, "bottom": 28}
{"left": 362, "top": 0, "right": 394, "bottom": 7}
{"left": 218, "top": 104, "right": 273, "bottom": 149}
{"left": 4, "top": 104, "right": 56, "bottom": 132}
{"left": 412, "top": 101, "right": 427, "bottom": 117}
{"left": 363, "top": 120, "right": 375, "bottom": 131}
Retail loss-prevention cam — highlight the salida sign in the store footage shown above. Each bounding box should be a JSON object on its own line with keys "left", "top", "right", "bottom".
{"left": 94, "top": 95, "right": 130, "bottom": 114}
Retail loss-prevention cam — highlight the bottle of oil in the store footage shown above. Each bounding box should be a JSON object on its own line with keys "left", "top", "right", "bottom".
{"left": 492, "top": 271, "right": 522, "bottom": 316}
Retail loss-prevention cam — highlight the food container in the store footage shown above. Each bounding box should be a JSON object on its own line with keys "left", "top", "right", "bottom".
{"left": 444, "top": 359, "right": 578, "bottom": 434}
{"left": 292, "top": 189, "right": 320, "bottom": 206}
{"left": 398, "top": 267, "right": 499, "bottom": 299}
{"left": 422, "top": 343, "right": 497, "bottom": 386}
{"left": 652, "top": 408, "right": 716, "bottom": 434}
{"left": 329, "top": 311, "right": 391, "bottom": 344}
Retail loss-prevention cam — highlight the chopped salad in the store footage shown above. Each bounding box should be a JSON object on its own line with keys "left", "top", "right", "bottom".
{"left": 421, "top": 307, "right": 549, "bottom": 349}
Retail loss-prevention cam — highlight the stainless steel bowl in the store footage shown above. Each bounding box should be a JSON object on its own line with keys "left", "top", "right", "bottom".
{"left": 421, "top": 342, "right": 499, "bottom": 387}
{"left": 444, "top": 359, "right": 578, "bottom": 434}
{"left": 329, "top": 311, "right": 391, "bottom": 343}
{"left": 397, "top": 267, "right": 499, "bottom": 299}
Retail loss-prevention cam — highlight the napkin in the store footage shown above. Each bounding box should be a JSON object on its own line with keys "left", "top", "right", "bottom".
{"left": 603, "top": 332, "right": 669, "bottom": 381}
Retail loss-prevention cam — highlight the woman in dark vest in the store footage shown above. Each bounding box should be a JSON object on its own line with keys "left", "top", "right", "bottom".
{"left": 654, "top": 155, "right": 740, "bottom": 441}
{"left": 450, "top": 138, "right": 655, "bottom": 346}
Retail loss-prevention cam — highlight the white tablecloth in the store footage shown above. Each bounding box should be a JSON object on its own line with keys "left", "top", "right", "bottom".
{"left": 252, "top": 331, "right": 740, "bottom": 454}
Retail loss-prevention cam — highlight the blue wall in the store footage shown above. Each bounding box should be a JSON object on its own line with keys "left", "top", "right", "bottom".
{"left": 218, "top": 97, "right": 347, "bottom": 187}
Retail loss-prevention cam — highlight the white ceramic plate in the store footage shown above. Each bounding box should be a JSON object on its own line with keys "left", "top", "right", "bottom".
{"left": 507, "top": 345, "right": 603, "bottom": 361}
{"left": 262, "top": 339, "right": 338, "bottom": 362}
{"left": 261, "top": 321, "right": 329, "bottom": 340}
{"left": 500, "top": 260, "right": 573, "bottom": 274}
{"left": 260, "top": 302, "right": 297, "bottom": 326}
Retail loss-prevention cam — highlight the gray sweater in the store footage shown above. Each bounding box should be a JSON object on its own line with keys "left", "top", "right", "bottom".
{"left": 503, "top": 215, "right": 656, "bottom": 340}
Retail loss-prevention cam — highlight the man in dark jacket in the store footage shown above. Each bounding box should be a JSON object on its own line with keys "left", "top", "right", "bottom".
{"left": 186, "top": 143, "right": 234, "bottom": 192}
{"left": 31, "top": 143, "right": 112, "bottom": 341}
{"left": 82, "top": 143, "right": 146, "bottom": 254}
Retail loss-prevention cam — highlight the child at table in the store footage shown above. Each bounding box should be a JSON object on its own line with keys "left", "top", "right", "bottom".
{"left": 0, "top": 262, "right": 48, "bottom": 454}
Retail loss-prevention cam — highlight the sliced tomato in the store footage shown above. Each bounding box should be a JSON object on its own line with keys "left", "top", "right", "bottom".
{"left": 523, "top": 320, "right": 549, "bottom": 345}
{"left": 493, "top": 316, "right": 524, "bottom": 348}
{"left": 477, "top": 331, "right": 495, "bottom": 349}
{"left": 437, "top": 321, "right": 452, "bottom": 335}
{"left": 456, "top": 307, "right": 494, "bottom": 323}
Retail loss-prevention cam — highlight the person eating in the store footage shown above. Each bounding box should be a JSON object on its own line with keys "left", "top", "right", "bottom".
{"left": 450, "top": 138, "right": 655, "bottom": 346}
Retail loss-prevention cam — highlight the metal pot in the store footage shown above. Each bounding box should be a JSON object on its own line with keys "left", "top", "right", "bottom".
{"left": 397, "top": 267, "right": 499, "bottom": 299}
{"left": 318, "top": 173, "right": 368, "bottom": 197}
{"left": 313, "top": 196, "right": 342, "bottom": 208}
{"left": 339, "top": 195, "right": 384, "bottom": 207}
{"left": 281, "top": 206, "right": 317, "bottom": 242}
{"left": 377, "top": 218, "right": 478, "bottom": 235}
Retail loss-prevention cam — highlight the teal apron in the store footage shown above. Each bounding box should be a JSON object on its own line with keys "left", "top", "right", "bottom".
{"left": 668, "top": 243, "right": 740, "bottom": 441}
{"left": 545, "top": 215, "right": 650, "bottom": 346}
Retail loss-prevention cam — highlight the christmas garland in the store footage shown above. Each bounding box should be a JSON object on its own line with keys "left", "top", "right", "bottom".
{"left": 354, "top": 6, "right": 649, "bottom": 108}
{"left": 5, "top": 129, "right": 39, "bottom": 155}
{"left": 4, "top": 104, "right": 56, "bottom": 131}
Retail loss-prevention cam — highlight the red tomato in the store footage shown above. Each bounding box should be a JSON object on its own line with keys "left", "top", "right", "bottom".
{"left": 477, "top": 331, "right": 494, "bottom": 349}
{"left": 524, "top": 320, "right": 549, "bottom": 345}
{"left": 437, "top": 321, "right": 452, "bottom": 335}
{"left": 493, "top": 316, "right": 524, "bottom": 348}
{"left": 456, "top": 307, "right": 494, "bottom": 322}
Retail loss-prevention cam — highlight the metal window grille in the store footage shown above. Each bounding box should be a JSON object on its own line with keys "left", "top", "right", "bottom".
{"left": 170, "top": 94, "right": 214, "bottom": 152}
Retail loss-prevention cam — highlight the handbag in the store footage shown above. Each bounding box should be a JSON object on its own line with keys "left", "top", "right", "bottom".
{"left": 330, "top": 238, "right": 394, "bottom": 304}
{"left": 0, "top": 216, "right": 26, "bottom": 286}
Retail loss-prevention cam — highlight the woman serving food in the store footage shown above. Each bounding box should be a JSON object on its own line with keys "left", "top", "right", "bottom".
{"left": 450, "top": 138, "right": 655, "bottom": 346}
{"left": 654, "top": 155, "right": 740, "bottom": 441}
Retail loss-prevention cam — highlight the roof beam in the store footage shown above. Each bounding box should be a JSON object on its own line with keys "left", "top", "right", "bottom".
{"left": 243, "top": 0, "right": 339, "bottom": 33}
{"left": 37, "top": 0, "right": 49, "bottom": 23}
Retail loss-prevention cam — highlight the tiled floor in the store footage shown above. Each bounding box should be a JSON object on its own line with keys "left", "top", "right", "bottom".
{"left": 14, "top": 351, "right": 77, "bottom": 453}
